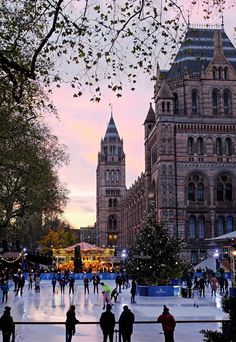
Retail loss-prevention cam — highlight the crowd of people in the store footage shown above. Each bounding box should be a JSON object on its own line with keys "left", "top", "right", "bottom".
{"left": 181, "top": 267, "right": 230, "bottom": 307}
{"left": 0, "top": 266, "right": 231, "bottom": 342}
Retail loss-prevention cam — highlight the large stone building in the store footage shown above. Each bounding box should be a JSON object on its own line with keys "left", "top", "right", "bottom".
{"left": 96, "top": 115, "right": 126, "bottom": 247}
{"left": 97, "top": 26, "right": 236, "bottom": 264}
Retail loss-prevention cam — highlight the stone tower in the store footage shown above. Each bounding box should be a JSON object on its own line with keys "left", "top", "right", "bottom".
{"left": 96, "top": 113, "right": 126, "bottom": 247}
{"left": 144, "top": 27, "right": 236, "bottom": 264}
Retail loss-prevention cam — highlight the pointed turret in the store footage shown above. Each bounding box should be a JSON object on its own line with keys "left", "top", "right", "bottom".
{"left": 144, "top": 103, "right": 156, "bottom": 138}
{"left": 212, "top": 30, "right": 228, "bottom": 65}
{"left": 156, "top": 80, "right": 173, "bottom": 100}
{"left": 104, "top": 113, "right": 120, "bottom": 142}
{"left": 144, "top": 103, "right": 155, "bottom": 124}
{"left": 155, "top": 80, "right": 173, "bottom": 117}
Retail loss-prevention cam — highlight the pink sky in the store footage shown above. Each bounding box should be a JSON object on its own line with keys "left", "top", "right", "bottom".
{"left": 50, "top": 75, "right": 153, "bottom": 228}
{"left": 48, "top": 6, "right": 235, "bottom": 229}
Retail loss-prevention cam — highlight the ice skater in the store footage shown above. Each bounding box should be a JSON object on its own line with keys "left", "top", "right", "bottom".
{"left": 1, "top": 280, "right": 9, "bottom": 303}
{"left": 193, "top": 285, "right": 199, "bottom": 307}
{"left": 130, "top": 280, "right": 137, "bottom": 304}
{"left": 83, "top": 275, "right": 89, "bottom": 294}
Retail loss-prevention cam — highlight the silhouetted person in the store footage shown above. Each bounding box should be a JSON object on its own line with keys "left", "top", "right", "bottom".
{"left": 15, "top": 274, "right": 25, "bottom": 296}
{"left": 119, "top": 305, "right": 135, "bottom": 342}
{"left": 130, "top": 280, "right": 136, "bottom": 303}
{"left": 157, "top": 305, "right": 176, "bottom": 342}
{"left": 0, "top": 306, "right": 14, "bottom": 342}
{"left": 68, "top": 276, "right": 75, "bottom": 295}
{"left": 83, "top": 276, "right": 89, "bottom": 294}
{"left": 100, "top": 304, "right": 115, "bottom": 342}
{"left": 65, "top": 305, "right": 79, "bottom": 342}
{"left": 1, "top": 281, "right": 9, "bottom": 303}
{"left": 90, "top": 273, "right": 100, "bottom": 294}
{"left": 52, "top": 275, "right": 57, "bottom": 293}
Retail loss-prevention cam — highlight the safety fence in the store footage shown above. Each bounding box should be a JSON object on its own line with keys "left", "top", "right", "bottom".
{"left": 12, "top": 319, "right": 229, "bottom": 342}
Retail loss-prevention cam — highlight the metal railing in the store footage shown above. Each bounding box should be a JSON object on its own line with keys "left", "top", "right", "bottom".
{"left": 12, "top": 319, "right": 229, "bottom": 342}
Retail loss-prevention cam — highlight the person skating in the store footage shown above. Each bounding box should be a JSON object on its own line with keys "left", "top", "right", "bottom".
{"left": 1, "top": 281, "right": 9, "bottom": 303}
{"left": 90, "top": 273, "right": 100, "bottom": 294}
{"left": 99, "top": 304, "right": 116, "bottom": 342}
{"left": 52, "top": 274, "right": 57, "bottom": 293}
{"left": 193, "top": 285, "right": 199, "bottom": 308}
{"left": 12, "top": 273, "right": 18, "bottom": 292}
{"left": 60, "top": 276, "right": 66, "bottom": 294}
{"left": 0, "top": 306, "right": 14, "bottom": 342}
{"left": 65, "top": 304, "right": 79, "bottom": 342}
{"left": 100, "top": 282, "right": 112, "bottom": 309}
{"left": 15, "top": 274, "right": 25, "bottom": 296}
{"left": 199, "top": 277, "right": 206, "bottom": 297}
{"left": 68, "top": 276, "right": 75, "bottom": 295}
{"left": 130, "top": 280, "right": 136, "bottom": 304}
{"left": 119, "top": 305, "right": 135, "bottom": 342}
{"left": 110, "top": 288, "right": 119, "bottom": 303}
{"left": 157, "top": 305, "right": 176, "bottom": 342}
{"left": 35, "top": 275, "right": 41, "bottom": 293}
{"left": 83, "top": 275, "right": 89, "bottom": 294}
{"left": 28, "top": 273, "right": 33, "bottom": 290}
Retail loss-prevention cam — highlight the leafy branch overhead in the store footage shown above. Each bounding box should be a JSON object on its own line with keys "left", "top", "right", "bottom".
{"left": 0, "top": 0, "right": 231, "bottom": 102}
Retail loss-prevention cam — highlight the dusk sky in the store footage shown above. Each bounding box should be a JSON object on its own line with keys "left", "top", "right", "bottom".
{"left": 48, "top": 4, "right": 235, "bottom": 229}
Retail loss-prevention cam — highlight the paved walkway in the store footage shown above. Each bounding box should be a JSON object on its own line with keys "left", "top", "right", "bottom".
{"left": 0, "top": 280, "right": 229, "bottom": 341}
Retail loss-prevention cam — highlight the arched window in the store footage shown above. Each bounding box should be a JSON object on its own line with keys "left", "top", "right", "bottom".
{"left": 173, "top": 93, "right": 179, "bottom": 115}
{"left": 106, "top": 170, "right": 110, "bottom": 182}
{"left": 216, "top": 138, "right": 223, "bottom": 155}
{"left": 192, "top": 89, "right": 200, "bottom": 115}
{"left": 167, "top": 102, "right": 170, "bottom": 112}
{"left": 212, "top": 89, "right": 220, "bottom": 115}
{"left": 226, "top": 216, "right": 234, "bottom": 233}
{"left": 218, "top": 67, "right": 222, "bottom": 80}
{"left": 197, "top": 137, "right": 204, "bottom": 155}
{"left": 213, "top": 67, "right": 217, "bottom": 80}
{"left": 113, "top": 198, "right": 117, "bottom": 207}
{"left": 116, "top": 170, "right": 120, "bottom": 182}
{"left": 225, "top": 183, "right": 232, "bottom": 201}
{"left": 217, "top": 216, "right": 225, "bottom": 236}
{"left": 162, "top": 102, "right": 165, "bottom": 112}
{"left": 198, "top": 215, "right": 205, "bottom": 239}
{"left": 189, "top": 216, "right": 196, "bottom": 239}
{"left": 197, "top": 183, "right": 204, "bottom": 201}
{"left": 217, "top": 183, "right": 224, "bottom": 201}
{"left": 187, "top": 137, "right": 194, "bottom": 155}
{"left": 223, "top": 89, "right": 232, "bottom": 115}
{"left": 224, "top": 67, "right": 228, "bottom": 80}
{"left": 216, "top": 175, "right": 233, "bottom": 203}
{"left": 188, "top": 183, "right": 195, "bottom": 201}
{"left": 225, "top": 138, "right": 232, "bottom": 155}
{"left": 108, "top": 215, "right": 117, "bottom": 230}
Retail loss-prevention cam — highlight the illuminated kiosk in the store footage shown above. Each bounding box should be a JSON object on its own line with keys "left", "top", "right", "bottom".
{"left": 52, "top": 242, "right": 116, "bottom": 272}
{"left": 206, "top": 231, "right": 236, "bottom": 295}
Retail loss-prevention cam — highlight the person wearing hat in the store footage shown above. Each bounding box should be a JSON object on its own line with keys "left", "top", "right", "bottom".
{"left": 118, "top": 305, "right": 135, "bottom": 342}
{"left": 0, "top": 306, "right": 14, "bottom": 342}
{"left": 99, "top": 304, "right": 116, "bottom": 342}
{"left": 157, "top": 305, "right": 176, "bottom": 342}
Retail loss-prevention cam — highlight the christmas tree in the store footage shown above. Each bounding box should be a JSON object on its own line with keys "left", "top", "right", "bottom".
{"left": 126, "top": 212, "right": 184, "bottom": 285}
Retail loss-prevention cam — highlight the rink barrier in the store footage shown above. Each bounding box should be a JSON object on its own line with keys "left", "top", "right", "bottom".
{"left": 12, "top": 319, "right": 229, "bottom": 342}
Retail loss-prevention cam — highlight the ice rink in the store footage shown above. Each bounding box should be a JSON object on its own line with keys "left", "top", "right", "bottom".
{"left": 0, "top": 279, "right": 229, "bottom": 341}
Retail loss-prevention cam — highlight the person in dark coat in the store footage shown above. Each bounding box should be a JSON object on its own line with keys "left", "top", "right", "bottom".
{"left": 52, "top": 274, "right": 57, "bottom": 293}
{"left": 157, "top": 305, "right": 176, "bottom": 342}
{"left": 1, "top": 281, "right": 9, "bottom": 303}
{"left": 99, "top": 304, "right": 116, "bottom": 342}
{"left": 15, "top": 274, "right": 25, "bottom": 296}
{"left": 90, "top": 274, "right": 100, "bottom": 294}
{"left": 65, "top": 305, "right": 79, "bottom": 342}
{"left": 118, "top": 305, "right": 135, "bottom": 342}
{"left": 68, "top": 276, "right": 75, "bottom": 295}
{"left": 130, "top": 280, "right": 136, "bottom": 304}
{"left": 0, "top": 306, "right": 14, "bottom": 342}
